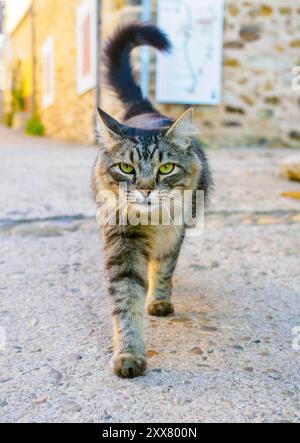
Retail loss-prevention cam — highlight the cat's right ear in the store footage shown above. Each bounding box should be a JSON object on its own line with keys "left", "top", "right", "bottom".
{"left": 97, "top": 108, "right": 125, "bottom": 140}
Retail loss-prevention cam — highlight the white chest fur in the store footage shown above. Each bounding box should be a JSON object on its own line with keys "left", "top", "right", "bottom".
{"left": 150, "top": 225, "right": 183, "bottom": 259}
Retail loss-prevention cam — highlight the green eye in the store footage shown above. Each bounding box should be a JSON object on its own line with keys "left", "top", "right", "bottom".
{"left": 159, "top": 164, "right": 175, "bottom": 175}
{"left": 119, "top": 163, "right": 134, "bottom": 174}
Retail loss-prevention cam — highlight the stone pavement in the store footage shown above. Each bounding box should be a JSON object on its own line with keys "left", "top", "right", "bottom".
{"left": 0, "top": 126, "right": 299, "bottom": 423}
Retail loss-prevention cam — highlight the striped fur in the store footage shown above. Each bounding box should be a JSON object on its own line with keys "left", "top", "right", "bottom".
{"left": 92, "top": 23, "right": 213, "bottom": 378}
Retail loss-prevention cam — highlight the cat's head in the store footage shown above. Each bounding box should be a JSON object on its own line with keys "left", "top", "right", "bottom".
{"left": 94, "top": 108, "right": 202, "bottom": 217}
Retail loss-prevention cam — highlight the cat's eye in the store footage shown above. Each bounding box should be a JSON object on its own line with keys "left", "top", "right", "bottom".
{"left": 159, "top": 163, "right": 175, "bottom": 175}
{"left": 119, "top": 163, "right": 134, "bottom": 174}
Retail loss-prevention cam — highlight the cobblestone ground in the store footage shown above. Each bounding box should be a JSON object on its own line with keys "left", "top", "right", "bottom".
{"left": 0, "top": 126, "right": 299, "bottom": 423}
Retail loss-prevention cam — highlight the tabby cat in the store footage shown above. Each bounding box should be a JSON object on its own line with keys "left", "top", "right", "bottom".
{"left": 92, "top": 23, "right": 212, "bottom": 378}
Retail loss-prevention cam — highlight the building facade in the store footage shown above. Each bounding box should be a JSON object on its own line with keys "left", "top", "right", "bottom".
{"left": 3, "top": 0, "right": 100, "bottom": 142}
{"left": 2, "top": 0, "right": 300, "bottom": 147}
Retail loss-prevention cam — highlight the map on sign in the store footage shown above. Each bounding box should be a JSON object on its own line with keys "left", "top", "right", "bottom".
{"left": 156, "top": 0, "right": 224, "bottom": 105}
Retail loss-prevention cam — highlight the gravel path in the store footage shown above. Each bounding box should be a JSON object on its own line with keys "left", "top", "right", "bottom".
{"left": 0, "top": 126, "right": 299, "bottom": 423}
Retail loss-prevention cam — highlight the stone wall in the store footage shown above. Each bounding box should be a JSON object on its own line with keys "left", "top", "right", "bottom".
{"left": 206, "top": 0, "right": 300, "bottom": 147}
{"left": 34, "top": 0, "right": 95, "bottom": 143}
{"left": 100, "top": 0, "right": 300, "bottom": 148}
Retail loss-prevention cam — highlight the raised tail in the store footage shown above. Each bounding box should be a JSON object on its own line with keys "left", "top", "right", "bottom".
{"left": 104, "top": 22, "right": 172, "bottom": 119}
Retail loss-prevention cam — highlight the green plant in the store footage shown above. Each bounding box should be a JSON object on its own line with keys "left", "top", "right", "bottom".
{"left": 11, "top": 61, "right": 26, "bottom": 112}
{"left": 5, "top": 112, "right": 14, "bottom": 127}
{"left": 5, "top": 61, "right": 27, "bottom": 127}
{"left": 25, "top": 115, "right": 45, "bottom": 136}
{"left": 12, "top": 88, "right": 26, "bottom": 111}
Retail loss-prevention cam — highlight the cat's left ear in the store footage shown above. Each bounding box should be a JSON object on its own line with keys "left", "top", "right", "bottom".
{"left": 166, "top": 108, "right": 195, "bottom": 148}
{"left": 97, "top": 108, "right": 125, "bottom": 140}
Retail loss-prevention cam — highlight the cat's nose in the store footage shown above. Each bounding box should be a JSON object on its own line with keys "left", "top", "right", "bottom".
{"left": 140, "top": 190, "right": 151, "bottom": 198}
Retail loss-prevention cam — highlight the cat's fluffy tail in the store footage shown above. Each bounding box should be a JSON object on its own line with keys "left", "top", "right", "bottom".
{"left": 104, "top": 22, "right": 171, "bottom": 119}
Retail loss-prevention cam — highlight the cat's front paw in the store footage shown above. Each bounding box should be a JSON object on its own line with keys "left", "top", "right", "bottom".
{"left": 113, "top": 352, "right": 147, "bottom": 378}
{"left": 147, "top": 300, "right": 174, "bottom": 317}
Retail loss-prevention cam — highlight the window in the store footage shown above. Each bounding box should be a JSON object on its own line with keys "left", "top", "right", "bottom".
{"left": 77, "top": 0, "right": 97, "bottom": 95}
{"left": 42, "top": 37, "right": 55, "bottom": 108}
